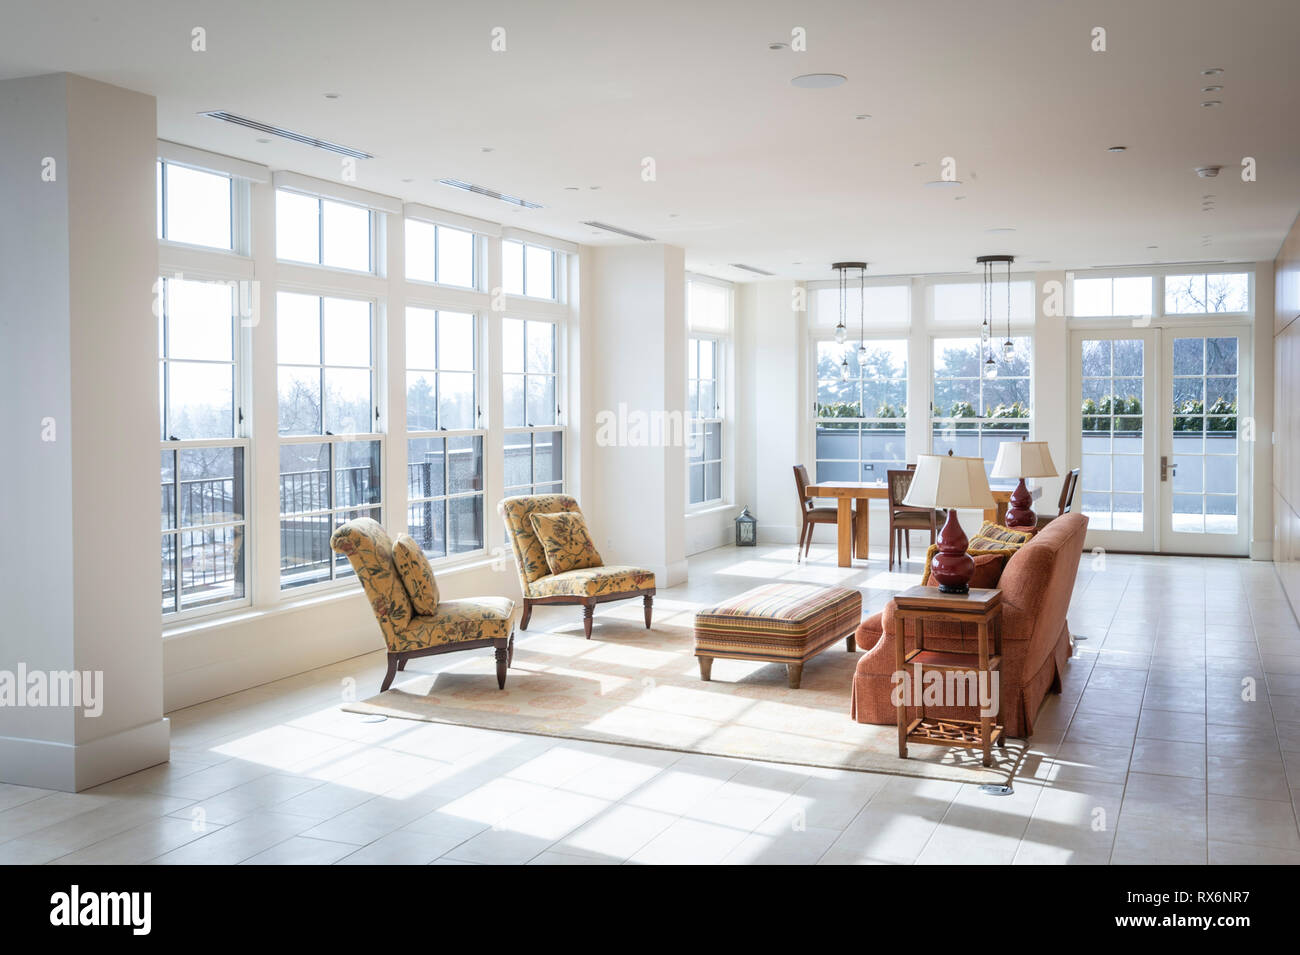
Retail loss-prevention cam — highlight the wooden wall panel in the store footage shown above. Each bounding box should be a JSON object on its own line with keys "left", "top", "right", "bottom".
{"left": 1273, "top": 212, "right": 1300, "bottom": 609}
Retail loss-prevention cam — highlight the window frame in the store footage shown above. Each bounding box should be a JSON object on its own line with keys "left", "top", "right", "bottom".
{"left": 687, "top": 335, "right": 725, "bottom": 508}
{"left": 811, "top": 335, "right": 910, "bottom": 485}
{"left": 404, "top": 217, "right": 481, "bottom": 291}
{"left": 274, "top": 188, "right": 377, "bottom": 275}
{"left": 502, "top": 316, "right": 565, "bottom": 498}
{"left": 502, "top": 238, "right": 561, "bottom": 302}
{"left": 157, "top": 159, "right": 246, "bottom": 255}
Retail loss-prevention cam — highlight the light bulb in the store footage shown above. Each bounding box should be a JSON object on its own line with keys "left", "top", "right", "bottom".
{"left": 834, "top": 323, "right": 846, "bottom": 344}
{"left": 840, "top": 358, "right": 850, "bottom": 381}
{"left": 1002, "top": 339, "right": 1014, "bottom": 360}
{"left": 983, "top": 357, "right": 998, "bottom": 380}
{"left": 857, "top": 343, "right": 868, "bottom": 364}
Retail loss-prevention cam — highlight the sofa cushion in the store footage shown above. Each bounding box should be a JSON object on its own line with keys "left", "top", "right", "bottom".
{"left": 527, "top": 565, "right": 655, "bottom": 598}
{"left": 391, "top": 533, "right": 440, "bottom": 615}
{"left": 530, "top": 510, "right": 604, "bottom": 575}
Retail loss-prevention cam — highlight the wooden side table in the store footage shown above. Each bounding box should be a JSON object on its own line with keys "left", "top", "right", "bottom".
{"left": 891, "top": 585, "right": 1005, "bottom": 767}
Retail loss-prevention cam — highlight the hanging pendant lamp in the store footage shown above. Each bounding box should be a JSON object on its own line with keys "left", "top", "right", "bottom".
{"left": 831, "top": 261, "right": 868, "bottom": 382}
{"left": 976, "top": 254, "right": 1014, "bottom": 380}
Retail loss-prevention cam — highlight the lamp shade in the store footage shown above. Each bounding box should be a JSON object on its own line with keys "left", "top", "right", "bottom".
{"left": 990, "top": 441, "right": 1058, "bottom": 480}
{"left": 902, "top": 454, "right": 996, "bottom": 509}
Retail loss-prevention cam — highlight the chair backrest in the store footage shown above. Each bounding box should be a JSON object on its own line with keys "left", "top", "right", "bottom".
{"left": 1059, "top": 468, "right": 1081, "bottom": 515}
{"left": 498, "top": 493, "right": 583, "bottom": 591}
{"left": 792, "top": 465, "right": 813, "bottom": 512}
{"left": 886, "top": 469, "right": 915, "bottom": 509}
{"left": 329, "top": 517, "right": 414, "bottom": 650}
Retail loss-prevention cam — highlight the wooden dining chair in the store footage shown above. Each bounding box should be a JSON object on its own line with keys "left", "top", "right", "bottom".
{"left": 792, "top": 465, "right": 856, "bottom": 560}
{"left": 886, "top": 468, "right": 938, "bottom": 570}
{"left": 1036, "top": 467, "right": 1080, "bottom": 531}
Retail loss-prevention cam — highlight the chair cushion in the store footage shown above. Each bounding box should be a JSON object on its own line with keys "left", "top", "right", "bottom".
{"left": 499, "top": 494, "right": 582, "bottom": 585}
{"left": 391, "top": 533, "right": 440, "bottom": 615}
{"left": 529, "top": 510, "right": 604, "bottom": 575}
{"left": 919, "top": 545, "right": 1016, "bottom": 586}
{"left": 398, "top": 597, "right": 517, "bottom": 653}
{"left": 527, "top": 565, "right": 655, "bottom": 598}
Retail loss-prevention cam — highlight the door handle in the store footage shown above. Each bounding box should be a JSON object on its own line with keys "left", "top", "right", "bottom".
{"left": 1160, "top": 455, "right": 1177, "bottom": 481}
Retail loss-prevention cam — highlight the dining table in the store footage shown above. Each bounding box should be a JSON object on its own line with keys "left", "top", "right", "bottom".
{"left": 803, "top": 480, "right": 1043, "bottom": 567}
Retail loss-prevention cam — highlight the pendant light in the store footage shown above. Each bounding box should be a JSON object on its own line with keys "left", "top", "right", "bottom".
{"left": 976, "top": 254, "right": 1014, "bottom": 380}
{"left": 832, "top": 261, "right": 868, "bottom": 382}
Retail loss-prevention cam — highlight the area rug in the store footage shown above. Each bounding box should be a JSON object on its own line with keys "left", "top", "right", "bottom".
{"left": 342, "top": 606, "right": 1028, "bottom": 784}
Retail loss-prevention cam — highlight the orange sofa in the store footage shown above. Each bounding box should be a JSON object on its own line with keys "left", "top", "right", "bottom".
{"left": 849, "top": 513, "right": 1088, "bottom": 738}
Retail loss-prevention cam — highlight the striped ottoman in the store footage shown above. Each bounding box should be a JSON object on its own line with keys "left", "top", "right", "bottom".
{"left": 694, "top": 583, "right": 862, "bottom": 689}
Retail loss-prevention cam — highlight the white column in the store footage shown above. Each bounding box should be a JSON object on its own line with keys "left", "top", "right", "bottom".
{"left": 0, "top": 74, "right": 168, "bottom": 790}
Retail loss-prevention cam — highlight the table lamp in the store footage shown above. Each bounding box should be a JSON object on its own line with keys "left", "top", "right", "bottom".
{"left": 903, "top": 453, "right": 996, "bottom": 593}
{"left": 990, "top": 440, "right": 1058, "bottom": 529}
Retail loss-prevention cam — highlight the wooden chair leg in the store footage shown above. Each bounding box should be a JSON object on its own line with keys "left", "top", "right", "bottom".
{"left": 582, "top": 602, "right": 594, "bottom": 639}
{"left": 905, "top": 529, "right": 911, "bottom": 558}
{"left": 495, "top": 645, "right": 508, "bottom": 690}
{"left": 786, "top": 662, "right": 804, "bottom": 689}
{"left": 519, "top": 599, "right": 533, "bottom": 631}
{"left": 380, "top": 654, "right": 399, "bottom": 692}
{"left": 643, "top": 593, "right": 653, "bottom": 629}
{"left": 804, "top": 523, "right": 814, "bottom": 557}
{"left": 888, "top": 524, "right": 895, "bottom": 570}
{"left": 397, "top": 657, "right": 407, "bottom": 671}
{"left": 698, "top": 655, "right": 713, "bottom": 681}
{"left": 507, "top": 630, "right": 515, "bottom": 667}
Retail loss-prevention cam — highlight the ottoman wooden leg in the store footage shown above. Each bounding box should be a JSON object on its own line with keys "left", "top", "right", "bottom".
{"left": 786, "top": 663, "right": 803, "bottom": 689}
{"left": 846, "top": 633, "right": 856, "bottom": 652}
{"left": 698, "top": 655, "right": 713, "bottom": 681}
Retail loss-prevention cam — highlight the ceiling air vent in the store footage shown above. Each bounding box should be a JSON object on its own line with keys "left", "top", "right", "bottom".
{"left": 439, "top": 179, "right": 542, "bottom": 209}
{"left": 731, "top": 263, "right": 775, "bottom": 276}
{"left": 582, "top": 220, "right": 655, "bottom": 241}
{"left": 201, "top": 111, "right": 373, "bottom": 159}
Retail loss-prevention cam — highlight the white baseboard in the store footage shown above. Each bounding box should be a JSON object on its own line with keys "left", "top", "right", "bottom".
{"left": 0, "top": 717, "right": 170, "bottom": 792}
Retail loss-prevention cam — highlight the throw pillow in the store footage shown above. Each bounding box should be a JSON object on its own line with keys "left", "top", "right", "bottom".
{"left": 976, "top": 520, "right": 1033, "bottom": 544}
{"left": 392, "top": 533, "right": 440, "bottom": 614}
{"left": 529, "top": 511, "right": 604, "bottom": 575}
{"left": 920, "top": 545, "right": 1017, "bottom": 587}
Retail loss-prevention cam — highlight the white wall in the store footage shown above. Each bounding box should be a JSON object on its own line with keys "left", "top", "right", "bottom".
{"left": 0, "top": 74, "right": 168, "bottom": 791}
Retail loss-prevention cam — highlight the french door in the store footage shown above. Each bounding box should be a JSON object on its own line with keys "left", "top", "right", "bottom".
{"left": 1069, "top": 325, "right": 1250, "bottom": 556}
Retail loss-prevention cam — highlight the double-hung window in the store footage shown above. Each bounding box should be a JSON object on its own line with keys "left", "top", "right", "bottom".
{"left": 405, "top": 307, "right": 485, "bottom": 557}
{"left": 159, "top": 276, "right": 248, "bottom": 615}
{"left": 688, "top": 338, "right": 723, "bottom": 504}
{"left": 815, "top": 339, "right": 908, "bottom": 482}
{"left": 931, "top": 337, "right": 1032, "bottom": 480}
{"left": 276, "top": 291, "right": 381, "bottom": 589}
{"left": 502, "top": 318, "right": 563, "bottom": 496}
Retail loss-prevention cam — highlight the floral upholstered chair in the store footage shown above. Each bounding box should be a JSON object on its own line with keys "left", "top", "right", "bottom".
{"left": 498, "top": 494, "right": 656, "bottom": 639}
{"left": 330, "top": 517, "right": 516, "bottom": 693}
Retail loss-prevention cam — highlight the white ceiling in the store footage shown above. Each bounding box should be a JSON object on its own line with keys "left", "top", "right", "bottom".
{"left": 3, "top": 0, "right": 1299, "bottom": 281}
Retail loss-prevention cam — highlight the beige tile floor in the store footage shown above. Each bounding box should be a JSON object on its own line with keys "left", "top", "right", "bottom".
{"left": 3, "top": 540, "right": 1299, "bottom": 865}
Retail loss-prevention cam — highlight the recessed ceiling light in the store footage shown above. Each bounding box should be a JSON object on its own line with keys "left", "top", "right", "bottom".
{"left": 1147, "top": 244, "right": 1158, "bottom": 249}
{"left": 1028, "top": 259, "right": 1050, "bottom": 264}
{"left": 924, "top": 179, "right": 962, "bottom": 188}
{"left": 954, "top": 195, "right": 966, "bottom": 200}
{"left": 986, "top": 227, "right": 1016, "bottom": 233}
{"left": 564, "top": 186, "right": 580, "bottom": 191}
{"left": 589, "top": 185, "right": 601, "bottom": 190}
{"left": 481, "top": 147, "right": 494, "bottom": 153}
{"left": 768, "top": 41, "right": 789, "bottom": 50}
{"left": 1107, "top": 145, "right": 1128, "bottom": 152}
{"left": 855, "top": 114, "right": 871, "bottom": 120}
{"left": 1201, "top": 68, "right": 1224, "bottom": 76}
{"left": 400, "top": 177, "right": 413, "bottom": 183}
{"left": 668, "top": 213, "right": 679, "bottom": 218}
{"left": 912, "top": 161, "right": 926, "bottom": 167}
{"left": 790, "top": 73, "right": 847, "bottom": 89}
{"left": 323, "top": 92, "right": 340, "bottom": 99}
{"left": 1201, "top": 100, "right": 1222, "bottom": 107}
{"left": 256, "top": 137, "right": 271, "bottom": 143}
{"left": 1201, "top": 85, "right": 1223, "bottom": 92}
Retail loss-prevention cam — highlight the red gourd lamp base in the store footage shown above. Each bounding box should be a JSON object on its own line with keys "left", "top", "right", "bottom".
{"left": 1003, "top": 477, "right": 1036, "bottom": 529}
{"left": 931, "top": 508, "right": 974, "bottom": 594}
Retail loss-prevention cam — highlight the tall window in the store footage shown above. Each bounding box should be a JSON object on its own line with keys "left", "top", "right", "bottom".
{"left": 159, "top": 277, "right": 247, "bottom": 614}
{"left": 157, "top": 161, "right": 233, "bottom": 251}
{"left": 815, "top": 340, "right": 908, "bottom": 482}
{"left": 405, "top": 220, "right": 476, "bottom": 289}
{"left": 502, "top": 240, "right": 557, "bottom": 299}
{"left": 503, "top": 318, "right": 563, "bottom": 496}
{"left": 931, "top": 337, "right": 1032, "bottom": 480}
{"left": 688, "top": 338, "right": 723, "bottom": 504}
{"left": 1164, "top": 272, "right": 1249, "bottom": 314}
{"left": 277, "top": 291, "right": 381, "bottom": 589}
{"left": 275, "top": 190, "right": 372, "bottom": 272}
{"left": 406, "top": 307, "right": 484, "bottom": 557}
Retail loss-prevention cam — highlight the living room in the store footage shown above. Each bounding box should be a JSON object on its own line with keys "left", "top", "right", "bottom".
{"left": 2, "top": 0, "right": 1299, "bottom": 897}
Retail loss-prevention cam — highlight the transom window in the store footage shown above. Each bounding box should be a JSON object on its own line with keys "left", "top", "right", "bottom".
{"left": 275, "top": 190, "right": 372, "bottom": 272}
{"left": 158, "top": 276, "right": 246, "bottom": 615}
{"left": 1164, "top": 273, "right": 1249, "bottom": 314}
{"left": 157, "top": 161, "right": 233, "bottom": 251}
{"left": 406, "top": 307, "right": 484, "bottom": 558}
{"left": 404, "top": 219, "right": 476, "bottom": 289}
{"left": 931, "top": 337, "right": 1032, "bottom": 480}
{"left": 1071, "top": 275, "right": 1153, "bottom": 317}
{"left": 502, "top": 239, "right": 557, "bottom": 299}
{"left": 815, "top": 339, "right": 908, "bottom": 482}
